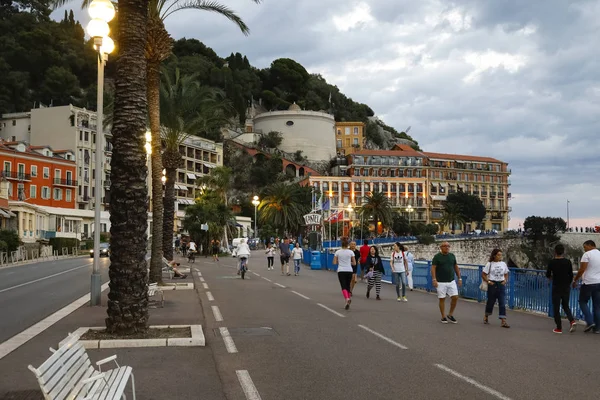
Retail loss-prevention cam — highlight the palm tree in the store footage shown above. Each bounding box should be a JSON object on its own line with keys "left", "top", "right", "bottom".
{"left": 160, "top": 69, "right": 233, "bottom": 260}
{"left": 258, "top": 183, "right": 311, "bottom": 236}
{"left": 105, "top": 0, "right": 150, "bottom": 334}
{"left": 198, "top": 166, "right": 234, "bottom": 249}
{"left": 358, "top": 192, "right": 393, "bottom": 234}
{"left": 441, "top": 203, "right": 465, "bottom": 234}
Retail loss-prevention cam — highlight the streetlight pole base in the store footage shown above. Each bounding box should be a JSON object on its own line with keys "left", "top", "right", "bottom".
{"left": 90, "top": 273, "right": 103, "bottom": 306}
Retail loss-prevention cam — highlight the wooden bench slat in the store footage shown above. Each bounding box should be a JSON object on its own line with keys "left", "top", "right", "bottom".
{"left": 89, "top": 367, "right": 131, "bottom": 400}
{"left": 38, "top": 336, "right": 80, "bottom": 375}
{"left": 51, "top": 361, "right": 93, "bottom": 400}
{"left": 44, "top": 345, "right": 87, "bottom": 389}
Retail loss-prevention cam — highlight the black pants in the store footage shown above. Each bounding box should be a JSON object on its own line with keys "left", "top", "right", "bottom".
{"left": 552, "top": 288, "right": 574, "bottom": 329}
{"left": 267, "top": 257, "right": 274, "bottom": 268}
{"left": 338, "top": 271, "right": 353, "bottom": 293}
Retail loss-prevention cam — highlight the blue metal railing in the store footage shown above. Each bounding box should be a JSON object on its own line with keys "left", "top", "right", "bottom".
{"left": 302, "top": 249, "right": 590, "bottom": 320}
{"left": 322, "top": 232, "right": 500, "bottom": 248}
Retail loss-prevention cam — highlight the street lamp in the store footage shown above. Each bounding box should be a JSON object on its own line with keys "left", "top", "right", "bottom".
{"left": 406, "top": 204, "right": 414, "bottom": 224}
{"left": 161, "top": 169, "right": 166, "bottom": 184}
{"left": 252, "top": 195, "right": 260, "bottom": 239}
{"left": 87, "top": 0, "right": 115, "bottom": 307}
{"left": 347, "top": 204, "right": 353, "bottom": 238}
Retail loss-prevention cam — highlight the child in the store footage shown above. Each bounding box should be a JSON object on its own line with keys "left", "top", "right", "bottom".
{"left": 546, "top": 244, "right": 576, "bottom": 333}
{"left": 292, "top": 243, "right": 304, "bottom": 276}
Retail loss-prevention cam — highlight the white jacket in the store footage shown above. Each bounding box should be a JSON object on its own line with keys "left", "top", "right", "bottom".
{"left": 236, "top": 243, "right": 251, "bottom": 257}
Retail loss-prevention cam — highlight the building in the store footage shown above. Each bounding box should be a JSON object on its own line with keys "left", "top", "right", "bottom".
{"left": 304, "top": 145, "right": 511, "bottom": 233}
{"left": 0, "top": 105, "right": 112, "bottom": 211}
{"left": 335, "top": 122, "right": 365, "bottom": 156}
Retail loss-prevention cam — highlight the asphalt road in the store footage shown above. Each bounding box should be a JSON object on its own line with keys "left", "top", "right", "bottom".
{"left": 194, "top": 252, "right": 600, "bottom": 400}
{"left": 0, "top": 256, "right": 110, "bottom": 344}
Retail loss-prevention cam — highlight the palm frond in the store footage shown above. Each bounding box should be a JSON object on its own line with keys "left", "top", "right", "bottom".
{"left": 162, "top": 0, "right": 251, "bottom": 35}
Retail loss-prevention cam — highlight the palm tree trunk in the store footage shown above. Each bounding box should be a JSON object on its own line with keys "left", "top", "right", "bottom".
{"left": 222, "top": 194, "right": 229, "bottom": 250}
{"left": 106, "top": 0, "right": 150, "bottom": 335}
{"left": 148, "top": 60, "right": 164, "bottom": 284}
{"left": 162, "top": 166, "right": 177, "bottom": 259}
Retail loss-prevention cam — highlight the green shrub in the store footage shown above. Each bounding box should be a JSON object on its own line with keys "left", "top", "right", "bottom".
{"left": 417, "top": 234, "right": 436, "bottom": 245}
{"left": 0, "top": 240, "right": 7, "bottom": 252}
{"left": 0, "top": 230, "right": 21, "bottom": 252}
{"left": 49, "top": 238, "right": 80, "bottom": 254}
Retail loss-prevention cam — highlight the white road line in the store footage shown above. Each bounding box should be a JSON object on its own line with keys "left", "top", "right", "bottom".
{"left": 219, "top": 327, "right": 238, "bottom": 353}
{"left": 202, "top": 282, "right": 209, "bottom": 289}
{"left": 200, "top": 277, "right": 205, "bottom": 282}
{"left": 0, "top": 282, "right": 109, "bottom": 360}
{"left": 236, "top": 370, "right": 262, "bottom": 400}
{"left": 211, "top": 305, "right": 223, "bottom": 322}
{"left": 291, "top": 291, "right": 310, "bottom": 300}
{"left": 358, "top": 324, "right": 408, "bottom": 350}
{"left": 0, "top": 264, "right": 92, "bottom": 294}
{"left": 253, "top": 272, "right": 260, "bottom": 277}
{"left": 194, "top": 268, "right": 200, "bottom": 272}
{"left": 316, "top": 303, "right": 345, "bottom": 318}
{"left": 206, "top": 292, "right": 215, "bottom": 301}
{"left": 274, "top": 283, "right": 286, "bottom": 288}
{"left": 262, "top": 277, "right": 272, "bottom": 282}
{"left": 434, "top": 364, "right": 512, "bottom": 400}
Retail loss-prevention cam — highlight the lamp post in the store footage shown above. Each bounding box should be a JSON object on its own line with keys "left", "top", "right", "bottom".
{"left": 346, "top": 204, "right": 353, "bottom": 238}
{"left": 406, "top": 204, "right": 414, "bottom": 224}
{"left": 87, "top": 0, "right": 115, "bottom": 306}
{"left": 252, "top": 195, "right": 260, "bottom": 239}
{"left": 567, "top": 199, "right": 570, "bottom": 231}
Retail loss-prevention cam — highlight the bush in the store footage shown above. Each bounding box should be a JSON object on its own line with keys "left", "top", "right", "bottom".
{"left": 417, "top": 234, "right": 436, "bottom": 245}
{"left": 0, "top": 230, "right": 21, "bottom": 252}
{"left": 49, "top": 238, "right": 80, "bottom": 254}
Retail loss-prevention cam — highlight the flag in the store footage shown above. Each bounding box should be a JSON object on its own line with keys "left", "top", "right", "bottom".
{"left": 327, "top": 210, "right": 343, "bottom": 222}
{"left": 322, "top": 199, "right": 330, "bottom": 211}
{"left": 328, "top": 92, "right": 332, "bottom": 104}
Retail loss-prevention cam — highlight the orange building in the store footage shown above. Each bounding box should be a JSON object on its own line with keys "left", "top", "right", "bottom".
{"left": 0, "top": 141, "right": 76, "bottom": 208}
{"left": 334, "top": 122, "right": 365, "bottom": 156}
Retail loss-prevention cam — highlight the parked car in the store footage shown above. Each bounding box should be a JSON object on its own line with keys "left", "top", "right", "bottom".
{"left": 90, "top": 242, "right": 110, "bottom": 258}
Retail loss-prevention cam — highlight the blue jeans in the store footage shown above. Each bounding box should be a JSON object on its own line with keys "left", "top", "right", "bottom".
{"left": 294, "top": 259, "right": 301, "bottom": 274}
{"left": 579, "top": 283, "right": 600, "bottom": 329}
{"left": 485, "top": 282, "right": 507, "bottom": 318}
{"left": 395, "top": 272, "right": 407, "bottom": 297}
{"left": 239, "top": 257, "right": 248, "bottom": 271}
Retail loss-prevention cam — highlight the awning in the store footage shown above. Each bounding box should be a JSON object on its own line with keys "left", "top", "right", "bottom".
{"left": 203, "top": 162, "right": 217, "bottom": 168}
{"left": 174, "top": 184, "right": 188, "bottom": 191}
{"left": 0, "top": 210, "right": 10, "bottom": 218}
{"left": 64, "top": 216, "right": 83, "bottom": 221}
{"left": 177, "top": 199, "right": 194, "bottom": 205}
{"left": 430, "top": 195, "right": 447, "bottom": 201}
{"left": 6, "top": 210, "right": 16, "bottom": 217}
{"left": 186, "top": 173, "right": 197, "bottom": 180}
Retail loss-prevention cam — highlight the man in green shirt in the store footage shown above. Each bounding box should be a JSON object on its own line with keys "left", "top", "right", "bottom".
{"left": 431, "top": 242, "right": 462, "bottom": 324}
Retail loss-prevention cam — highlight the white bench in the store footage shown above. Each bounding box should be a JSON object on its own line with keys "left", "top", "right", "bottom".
{"left": 148, "top": 282, "right": 164, "bottom": 308}
{"left": 28, "top": 333, "right": 136, "bottom": 400}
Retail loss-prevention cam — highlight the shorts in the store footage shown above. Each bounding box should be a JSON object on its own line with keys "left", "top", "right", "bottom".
{"left": 436, "top": 281, "right": 459, "bottom": 298}
{"left": 280, "top": 255, "right": 290, "bottom": 265}
{"left": 352, "top": 264, "right": 358, "bottom": 274}
{"left": 212, "top": 247, "right": 219, "bottom": 255}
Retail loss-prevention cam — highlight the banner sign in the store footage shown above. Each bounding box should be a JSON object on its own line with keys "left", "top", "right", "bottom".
{"left": 303, "top": 213, "right": 322, "bottom": 226}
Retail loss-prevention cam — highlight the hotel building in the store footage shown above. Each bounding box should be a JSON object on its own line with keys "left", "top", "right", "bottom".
{"left": 335, "top": 122, "right": 365, "bottom": 156}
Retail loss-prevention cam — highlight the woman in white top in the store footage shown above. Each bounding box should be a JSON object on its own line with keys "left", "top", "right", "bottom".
{"left": 265, "top": 243, "right": 276, "bottom": 270}
{"left": 333, "top": 237, "right": 356, "bottom": 310}
{"left": 391, "top": 242, "right": 409, "bottom": 302}
{"left": 482, "top": 248, "right": 510, "bottom": 328}
{"left": 292, "top": 243, "right": 304, "bottom": 276}
{"left": 403, "top": 245, "right": 415, "bottom": 290}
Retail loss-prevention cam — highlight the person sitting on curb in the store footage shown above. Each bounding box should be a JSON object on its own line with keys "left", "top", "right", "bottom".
{"left": 167, "top": 260, "right": 187, "bottom": 279}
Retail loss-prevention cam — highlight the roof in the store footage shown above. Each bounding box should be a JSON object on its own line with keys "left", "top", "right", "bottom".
{"left": 0, "top": 141, "right": 76, "bottom": 163}
{"left": 351, "top": 149, "right": 425, "bottom": 158}
{"left": 335, "top": 121, "right": 365, "bottom": 126}
{"left": 422, "top": 151, "right": 504, "bottom": 164}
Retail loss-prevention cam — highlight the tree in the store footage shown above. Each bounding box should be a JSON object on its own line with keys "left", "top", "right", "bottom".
{"left": 104, "top": 0, "right": 150, "bottom": 335}
{"left": 392, "top": 214, "right": 411, "bottom": 236}
{"left": 198, "top": 166, "right": 234, "bottom": 248}
{"left": 183, "top": 189, "right": 234, "bottom": 252}
{"left": 358, "top": 191, "right": 393, "bottom": 232}
{"left": 39, "top": 66, "right": 81, "bottom": 105}
{"left": 445, "top": 192, "right": 486, "bottom": 226}
{"left": 441, "top": 203, "right": 465, "bottom": 234}
{"left": 257, "top": 131, "right": 282, "bottom": 148}
{"left": 258, "top": 183, "right": 311, "bottom": 236}
{"left": 523, "top": 216, "right": 566, "bottom": 247}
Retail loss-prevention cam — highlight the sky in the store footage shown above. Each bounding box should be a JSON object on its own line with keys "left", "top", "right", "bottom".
{"left": 54, "top": 0, "right": 600, "bottom": 229}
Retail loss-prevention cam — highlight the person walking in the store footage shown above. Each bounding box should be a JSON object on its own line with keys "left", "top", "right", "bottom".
{"left": 349, "top": 241, "right": 361, "bottom": 295}
{"left": 265, "top": 242, "right": 276, "bottom": 270}
{"left": 279, "top": 237, "right": 292, "bottom": 276}
{"left": 292, "top": 243, "right": 303, "bottom": 276}
{"left": 391, "top": 242, "right": 409, "bottom": 302}
{"left": 333, "top": 237, "right": 356, "bottom": 310}
{"left": 404, "top": 245, "right": 415, "bottom": 290}
{"left": 365, "top": 246, "right": 385, "bottom": 300}
{"left": 212, "top": 240, "right": 220, "bottom": 262}
{"left": 482, "top": 248, "right": 510, "bottom": 328}
{"left": 546, "top": 244, "right": 576, "bottom": 334}
{"left": 431, "top": 242, "right": 462, "bottom": 323}
{"left": 573, "top": 240, "right": 600, "bottom": 333}
{"left": 359, "top": 240, "right": 370, "bottom": 280}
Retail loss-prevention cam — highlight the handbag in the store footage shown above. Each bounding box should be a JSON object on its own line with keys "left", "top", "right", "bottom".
{"left": 479, "top": 262, "right": 490, "bottom": 292}
{"left": 365, "top": 270, "right": 374, "bottom": 279}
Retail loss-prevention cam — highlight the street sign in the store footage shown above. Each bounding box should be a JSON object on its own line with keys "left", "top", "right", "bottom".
{"left": 303, "top": 213, "right": 322, "bottom": 226}
{"left": 201, "top": 223, "right": 209, "bottom": 231}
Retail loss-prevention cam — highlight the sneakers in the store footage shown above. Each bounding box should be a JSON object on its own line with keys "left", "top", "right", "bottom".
{"left": 397, "top": 297, "right": 402, "bottom": 302}
{"left": 553, "top": 328, "right": 562, "bottom": 334}
{"left": 584, "top": 323, "right": 596, "bottom": 333}
{"left": 344, "top": 299, "right": 350, "bottom": 310}
{"left": 569, "top": 321, "right": 577, "bottom": 333}
{"left": 402, "top": 296, "right": 408, "bottom": 302}
{"left": 366, "top": 290, "right": 370, "bottom": 299}
{"left": 447, "top": 315, "right": 458, "bottom": 324}
{"left": 376, "top": 295, "right": 381, "bottom": 301}
{"left": 441, "top": 318, "right": 449, "bottom": 324}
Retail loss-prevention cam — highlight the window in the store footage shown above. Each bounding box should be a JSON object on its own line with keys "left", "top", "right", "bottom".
{"left": 3, "top": 161, "right": 10, "bottom": 173}
{"left": 53, "top": 188, "right": 62, "bottom": 200}
{"left": 66, "top": 189, "right": 72, "bottom": 202}
{"left": 345, "top": 127, "right": 350, "bottom": 135}
{"left": 12, "top": 120, "right": 16, "bottom": 126}
{"left": 54, "top": 169, "right": 61, "bottom": 180}
{"left": 78, "top": 186, "right": 82, "bottom": 195}
{"left": 30, "top": 185, "right": 37, "bottom": 199}
{"left": 84, "top": 131, "right": 89, "bottom": 142}
{"left": 336, "top": 139, "right": 342, "bottom": 148}
{"left": 8, "top": 182, "right": 13, "bottom": 197}
{"left": 353, "top": 138, "right": 359, "bottom": 146}
{"left": 79, "top": 131, "right": 83, "bottom": 141}
{"left": 31, "top": 165, "right": 37, "bottom": 177}
{"left": 17, "top": 183, "right": 24, "bottom": 200}
{"left": 353, "top": 127, "right": 359, "bottom": 135}
{"left": 285, "top": 121, "right": 294, "bottom": 126}
{"left": 66, "top": 171, "right": 73, "bottom": 183}
{"left": 42, "top": 186, "right": 50, "bottom": 199}
{"left": 43, "top": 167, "right": 49, "bottom": 179}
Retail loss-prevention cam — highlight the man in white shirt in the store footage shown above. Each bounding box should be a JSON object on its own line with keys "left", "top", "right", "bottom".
{"left": 188, "top": 241, "right": 197, "bottom": 253}
{"left": 573, "top": 240, "right": 600, "bottom": 333}
{"left": 236, "top": 239, "right": 251, "bottom": 275}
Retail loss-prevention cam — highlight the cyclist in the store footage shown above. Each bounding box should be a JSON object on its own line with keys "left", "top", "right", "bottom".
{"left": 236, "top": 238, "right": 252, "bottom": 276}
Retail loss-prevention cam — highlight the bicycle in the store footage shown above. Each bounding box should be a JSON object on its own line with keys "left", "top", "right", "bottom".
{"left": 188, "top": 251, "right": 196, "bottom": 263}
{"left": 239, "top": 257, "right": 248, "bottom": 279}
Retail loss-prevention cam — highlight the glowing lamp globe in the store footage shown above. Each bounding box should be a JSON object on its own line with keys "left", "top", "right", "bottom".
{"left": 88, "top": 0, "right": 115, "bottom": 22}
{"left": 144, "top": 142, "right": 152, "bottom": 155}
{"left": 99, "top": 36, "right": 115, "bottom": 54}
{"left": 145, "top": 131, "right": 152, "bottom": 142}
{"left": 86, "top": 18, "right": 109, "bottom": 38}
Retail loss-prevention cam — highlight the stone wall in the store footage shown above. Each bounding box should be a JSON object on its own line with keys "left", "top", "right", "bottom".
{"left": 557, "top": 232, "right": 600, "bottom": 249}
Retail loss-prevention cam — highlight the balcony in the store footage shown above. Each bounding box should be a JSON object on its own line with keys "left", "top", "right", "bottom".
{"left": 53, "top": 178, "right": 77, "bottom": 187}
{"left": 2, "top": 171, "right": 31, "bottom": 181}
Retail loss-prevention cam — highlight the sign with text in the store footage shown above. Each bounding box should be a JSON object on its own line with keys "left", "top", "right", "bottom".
{"left": 303, "top": 213, "right": 322, "bottom": 226}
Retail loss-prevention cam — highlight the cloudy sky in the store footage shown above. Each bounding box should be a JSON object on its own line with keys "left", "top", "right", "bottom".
{"left": 55, "top": 0, "right": 600, "bottom": 229}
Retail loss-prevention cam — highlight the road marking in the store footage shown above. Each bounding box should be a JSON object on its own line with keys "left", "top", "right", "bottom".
{"left": 219, "top": 327, "right": 238, "bottom": 353}
{"left": 358, "top": 325, "right": 408, "bottom": 350}
{"left": 0, "top": 281, "right": 109, "bottom": 360}
{"left": 194, "top": 268, "right": 200, "bottom": 272}
{"left": 262, "top": 277, "right": 272, "bottom": 282}
{"left": 236, "top": 370, "right": 262, "bottom": 400}
{"left": 274, "top": 283, "right": 286, "bottom": 288}
{"left": 434, "top": 364, "right": 512, "bottom": 400}
{"left": 200, "top": 277, "right": 205, "bottom": 282}
{"left": 253, "top": 272, "right": 260, "bottom": 277}
{"left": 206, "top": 292, "right": 215, "bottom": 301}
{"left": 0, "top": 264, "right": 92, "bottom": 294}
{"left": 316, "top": 303, "right": 345, "bottom": 318}
{"left": 211, "top": 305, "right": 223, "bottom": 322}
{"left": 202, "top": 282, "right": 209, "bottom": 289}
{"left": 291, "top": 290, "right": 310, "bottom": 300}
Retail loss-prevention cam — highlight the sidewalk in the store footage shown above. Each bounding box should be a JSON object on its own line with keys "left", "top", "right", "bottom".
{"left": 0, "top": 269, "right": 226, "bottom": 400}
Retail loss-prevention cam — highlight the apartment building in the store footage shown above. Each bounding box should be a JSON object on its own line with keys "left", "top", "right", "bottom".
{"left": 0, "top": 105, "right": 112, "bottom": 212}
{"left": 304, "top": 146, "right": 511, "bottom": 233}
{"left": 335, "top": 122, "right": 365, "bottom": 156}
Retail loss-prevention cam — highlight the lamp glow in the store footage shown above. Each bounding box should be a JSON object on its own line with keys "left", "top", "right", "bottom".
{"left": 86, "top": 18, "right": 109, "bottom": 38}
{"left": 88, "top": 0, "right": 116, "bottom": 22}
{"left": 161, "top": 175, "right": 167, "bottom": 184}
{"left": 144, "top": 142, "right": 152, "bottom": 154}
{"left": 99, "top": 36, "right": 115, "bottom": 54}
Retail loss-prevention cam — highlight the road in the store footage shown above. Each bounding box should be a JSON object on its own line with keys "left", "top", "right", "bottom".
{"left": 0, "top": 257, "right": 110, "bottom": 344}
{"left": 195, "top": 252, "right": 600, "bottom": 400}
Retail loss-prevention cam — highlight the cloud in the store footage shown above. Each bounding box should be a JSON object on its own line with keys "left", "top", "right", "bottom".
{"left": 52, "top": 0, "right": 600, "bottom": 227}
